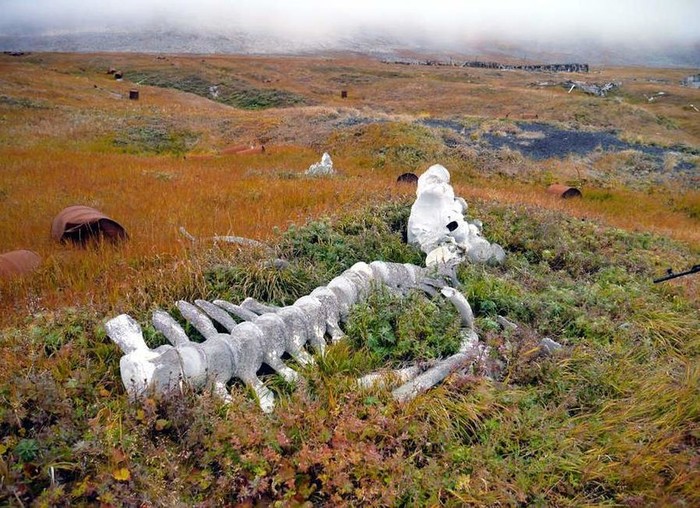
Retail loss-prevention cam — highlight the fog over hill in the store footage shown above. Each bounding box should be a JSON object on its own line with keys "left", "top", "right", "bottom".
{"left": 1, "top": 0, "right": 699, "bottom": 67}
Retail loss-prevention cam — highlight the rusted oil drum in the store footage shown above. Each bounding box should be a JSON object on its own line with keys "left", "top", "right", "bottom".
{"left": 0, "top": 250, "right": 41, "bottom": 278}
{"left": 51, "top": 205, "right": 128, "bottom": 244}
{"left": 547, "top": 184, "right": 582, "bottom": 199}
{"left": 397, "top": 172, "right": 419, "bottom": 185}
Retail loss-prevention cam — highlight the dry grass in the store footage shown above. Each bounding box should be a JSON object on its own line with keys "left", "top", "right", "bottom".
{"left": 457, "top": 177, "right": 700, "bottom": 246}
{"left": 0, "top": 48, "right": 698, "bottom": 502}
{"left": 1, "top": 52, "right": 698, "bottom": 328}
{"left": 0, "top": 146, "right": 407, "bottom": 326}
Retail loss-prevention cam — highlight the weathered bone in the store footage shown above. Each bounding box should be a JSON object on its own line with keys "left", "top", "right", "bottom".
{"left": 106, "top": 260, "right": 486, "bottom": 412}
{"left": 252, "top": 314, "right": 299, "bottom": 382}
{"left": 227, "top": 322, "right": 273, "bottom": 412}
{"left": 194, "top": 299, "right": 238, "bottom": 332}
{"left": 391, "top": 350, "right": 484, "bottom": 403}
{"left": 178, "top": 226, "right": 274, "bottom": 254}
{"left": 213, "top": 300, "right": 259, "bottom": 322}
{"left": 440, "top": 287, "right": 474, "bottom": 330}
{"left": 292, "top": 295, "right": 328, "bottom": 355}
{"left": 357, "top": 365, "right": 424, "bottom": 390}
{"left": 309, "top": 287, "right": 344, "bottom": 342}
{"left": 240, "top": 297, "right": 280, "bottom": 315}
{"left": 177, "top": 300, "right": 220, "bottom": 339}
{"left": 106, "top": 312, "right": 236, "bottom": 402}
{"left": 152, "top": 310, "right": 190, "bottom": 346}
{"left": 275, "top": 306, "right": 316, "bottom": 365}
{"left": 408, "top": 164, "right": 505, "bottom": 266}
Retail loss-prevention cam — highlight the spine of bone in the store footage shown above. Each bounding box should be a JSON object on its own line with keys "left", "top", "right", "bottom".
{"left": 253, "top": 313, "right": 299, "bottom": 382}
{"left": 106, "top": 260, "right": 484, "bottom": 413}
{"left": 309, "top": 287, "right": 345, "bottom": 342}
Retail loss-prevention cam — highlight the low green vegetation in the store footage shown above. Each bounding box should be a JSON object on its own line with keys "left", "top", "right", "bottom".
{"left": 112, "top": 123, "right": 200, "bottom": 155}
{"left": 127, "top": 69, "right": 308, "bottom": 110}
{"left": 0, "top": 95, "right": 50, "bottom": 109}
{"left": 0, "top": 200, "right": 698, "bottom": 506}
{"left": 347, "top": 287, "right": 462, "bottom": 365}
{"left": 327, "top": 122, "right": 448, "bottom": 170}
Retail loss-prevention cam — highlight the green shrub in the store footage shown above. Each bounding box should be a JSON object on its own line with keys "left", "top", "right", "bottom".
{"left": 346, "top": 286, "right": 462, "bottom": 364}
{"left": 278, "top": 201, "right": 423, "bottom": 279}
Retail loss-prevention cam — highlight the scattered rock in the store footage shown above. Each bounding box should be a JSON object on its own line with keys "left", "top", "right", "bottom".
{"left": 497, "top": 316, "right": 518, "bottom": 332}
{"left": 539, "top": 337, "right": 563, "bottom": 355}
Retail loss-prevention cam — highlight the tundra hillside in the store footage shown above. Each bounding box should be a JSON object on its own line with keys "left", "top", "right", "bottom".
{"left": 0, "top": 52, "right": 698, "bottom": 505}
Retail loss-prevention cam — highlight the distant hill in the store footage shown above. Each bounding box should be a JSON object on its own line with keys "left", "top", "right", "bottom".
{"left": 1, "top": 29, "right": 698, "bottom": 68}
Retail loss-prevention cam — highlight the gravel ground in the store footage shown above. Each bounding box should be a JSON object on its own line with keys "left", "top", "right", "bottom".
{"left": 418, "top": 118, "right": 698, "bottom": 186}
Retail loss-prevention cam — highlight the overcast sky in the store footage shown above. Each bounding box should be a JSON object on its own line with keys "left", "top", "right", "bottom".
{"left": 1, "top": 0, "right": 698, "bottom": 46}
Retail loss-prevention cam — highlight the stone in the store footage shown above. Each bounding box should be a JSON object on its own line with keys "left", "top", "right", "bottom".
{"left": 539, "top": 337, "right": 563, "bottom": 355}
{"left": 496, "top": 315, "right": 518, "bottom": 332}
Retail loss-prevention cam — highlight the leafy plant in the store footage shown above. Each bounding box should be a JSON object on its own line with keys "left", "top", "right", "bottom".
{"left": 346, "top": 286, "right": 462, "bottom": 364}
{"left": 15, "top": 439, "right": 39, "bottom": 462}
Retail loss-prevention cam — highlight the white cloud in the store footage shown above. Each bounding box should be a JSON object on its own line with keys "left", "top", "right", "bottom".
{"left": 1, "top": 0, "right": 698, "bottom": 44}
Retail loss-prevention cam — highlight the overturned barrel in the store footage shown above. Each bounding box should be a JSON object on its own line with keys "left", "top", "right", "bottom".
{"left": 396, "top": 172, "right": 419, "bottom": 185}
{"left": 0, "top": 250, "right": 41, "bottom": 279}
{"left": 51, "top": 205, "right": 128, "bottom": 244}
{"left": 547, "top": 184, "right": 582, "bottom": 199}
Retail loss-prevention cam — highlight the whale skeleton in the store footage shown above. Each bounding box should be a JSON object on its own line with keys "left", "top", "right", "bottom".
{"left": 105, "top": 260, "right": 492, "bottom": 413}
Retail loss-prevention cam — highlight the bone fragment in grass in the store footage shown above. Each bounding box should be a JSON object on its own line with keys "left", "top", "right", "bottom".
{"left": 392, "top": 348, "right": 485, "bottom": 403}
{"left": 357, "top": 365, "right": 425, "bottom": 390}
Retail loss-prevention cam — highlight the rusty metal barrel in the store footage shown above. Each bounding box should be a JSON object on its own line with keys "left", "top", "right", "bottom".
{"left": 547, "top": 184, "right": 582, "bottom": 199}
{"left": 397, "top": 172, "right": 418, "bottom": 185}
{"left": 0, "top": 250, "right": 41, "bottom": 278}
{"left": 51, "top": 205, "right": 128, "bottom": 244}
